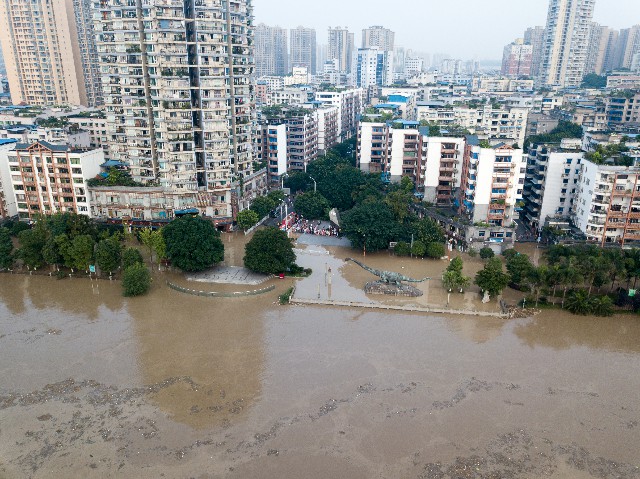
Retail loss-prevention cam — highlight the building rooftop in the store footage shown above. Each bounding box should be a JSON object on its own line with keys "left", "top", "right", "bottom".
{"left": 0, "top": 138, "right": 18, "bottom": 146}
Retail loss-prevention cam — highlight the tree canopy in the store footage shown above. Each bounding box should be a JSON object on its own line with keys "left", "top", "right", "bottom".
{"left": 475, "top": 257, "right": 510, "bottom": 298}
{"left": 244, "top": 227, "right": 296, "bottom": 275}
{"left": 294, "top": 191, "right": 331, "bottom": 220}
{"left": 163, "top": 216, "right": 224, "bottom": 272}
{"left": 341, "top": 202, "right": 398, "bottom": 253}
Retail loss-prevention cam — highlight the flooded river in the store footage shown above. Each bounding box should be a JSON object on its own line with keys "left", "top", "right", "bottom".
{"left": 1, "top": 262, "right": 640, "bottom": 478}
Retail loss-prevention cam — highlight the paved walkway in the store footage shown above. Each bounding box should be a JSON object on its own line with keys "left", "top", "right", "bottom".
{"left": 295, "top": 234, "right": 352, "bottom": 247}
{"left": 186, "top": 266, "right": 270, "bottom": 285}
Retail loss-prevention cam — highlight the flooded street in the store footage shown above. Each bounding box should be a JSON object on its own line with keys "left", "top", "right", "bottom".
{"left": 1, "top": 246, "right": 640, "bottom": 478}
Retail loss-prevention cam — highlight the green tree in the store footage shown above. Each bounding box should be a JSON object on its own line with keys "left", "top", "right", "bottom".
{"left": 591, "top": 296, "right": 614, "bottom": 317}
{"left": 0, "top": 228, "right": 14, "bottom": 269}
{"left": 122, "top": 263, "right": 151, "bottom": 297}
{"left": 250, "top": 196, "right": 277, "bottom": 219}
{"left": 17, "top": 222, "right": 49, "bottom": 269}
{"left": 564, "top": 289, "right": 593, "bottom": 315}
{"left": 426, "top": 242, "right": 446, "bottom": 259}
{"left": 163, "top": 216, "right": 224, "bottom": 272}
{"left": 150, "top": 230, "right": 166, "bottom": 264}
{"left": 284, "top": 172, "right": 313, "bottom": 193}
{"left": 342, "top": 202, "right": 397, "bottom": 252}
{"left": 479, "top": 247, "right": 495, "bottom": 260}
{"left": 244, "top": 227, "right": 296, "bottom": 274}
{"left": 69, "top": 235, "right": 95, "bottom": 272}
{"left": 506, "top": 253, "right": 534, "bottom": 286}
{"left": 122, "top": 247, "right": 144, "bottom": 269}
{"left": 475, "top": 257, "right": 510, "bottom": 299}
{"left": 412, "top": 217, "right": 445, "bottom": 244}
{"left": 442, "top": 257, "right": 470, "bottom": 292}
{"left": 581, "top": 73, "right": 607, "bottom": 89}
{"left": 95, "top": 237, "right": 122, "bottom": 274}
{"left": 294, "top": 191, "right": 331, "bottom": 220}
{"left": 139, "top": 228, "right": 155, "bottom": 263}
{"left": 236, "top": 209, "right": 260, "bottom": 231}
{"left": 411, "top": 240, "right": 427, "bottom": 257}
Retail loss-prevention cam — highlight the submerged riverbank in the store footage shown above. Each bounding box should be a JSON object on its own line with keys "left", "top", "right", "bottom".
{"left": 1, "top": 244, "right": 640, "bottom": 478}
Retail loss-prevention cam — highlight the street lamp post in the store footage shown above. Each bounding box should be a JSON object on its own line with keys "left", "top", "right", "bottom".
{"left": 308, "top": 175, "right": 317, "bottom": 193}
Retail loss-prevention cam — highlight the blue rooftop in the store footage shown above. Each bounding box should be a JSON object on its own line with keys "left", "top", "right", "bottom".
{"left": 375, "top": 103, "right": 400, "bottom": 109}
{"left": 0, "top": 139, "right": 18, "bottom": 146}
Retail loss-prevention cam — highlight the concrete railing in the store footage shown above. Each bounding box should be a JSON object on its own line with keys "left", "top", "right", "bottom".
{"left": 167, "top": 281, "right": 275, "bottom": 297}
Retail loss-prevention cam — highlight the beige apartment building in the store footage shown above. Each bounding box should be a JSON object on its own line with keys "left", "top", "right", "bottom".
{"left": 0, "top": 0, "right": 89, "bottom": 106}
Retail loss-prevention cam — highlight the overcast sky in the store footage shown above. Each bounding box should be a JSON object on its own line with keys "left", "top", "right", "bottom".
{"left": 253, "top": 0, "right": 640, "bottom": 60}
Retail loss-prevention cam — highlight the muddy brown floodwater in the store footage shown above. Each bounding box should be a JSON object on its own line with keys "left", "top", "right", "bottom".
{"left": 1, "top": 246, "right": 640, "bottom": 478}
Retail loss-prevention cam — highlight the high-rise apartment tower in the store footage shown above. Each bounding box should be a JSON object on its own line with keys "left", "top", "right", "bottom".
{"left": 95, "top": 0, "right": 255, "bottom": 220}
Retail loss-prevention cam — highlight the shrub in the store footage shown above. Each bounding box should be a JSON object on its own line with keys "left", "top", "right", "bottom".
{"left": 479, "top": 247, "right": 495, "bottom": 260}
{"left": 426, "top": 242, "right": 446, "bottom": 259}
{"left": 122, "top": 263, "right": 151, "bottom": 297}
{"left": 394, "top": 241, "right": 411, "bottom": 256}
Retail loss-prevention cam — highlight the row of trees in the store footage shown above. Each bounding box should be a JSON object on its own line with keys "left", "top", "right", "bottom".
{"left": 0, "top": 214, "right": 234, "bottom": 296}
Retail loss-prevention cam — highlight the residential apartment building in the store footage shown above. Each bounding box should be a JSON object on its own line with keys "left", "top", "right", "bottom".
{"left": 259, "top": 108, "right": 319, "bottom": 178}
{"left": 362, "top": 26, "right": 395, "bottom": 52}
{"left": 501, "top": 39, "right": 533, "bottom": 78}
{"left": 352, "top": 48, "right": 393, "bottom": 89}
{"left": 605, "top": 92, "right": 640, "bottom": 128}
{"left": 573, "top": 159, "right": 640, "bottom": 246}
{"left": 459, "top": 139, "right": 526, "bottom": 245}
{"left": 585, "top": 23, "right": 619, "bottom": 75}
{"left": 73, "top": 0, "right": 104, "bottom": 106}
{"left": 308, "top": 104, "right": 339, "bottom": 154}
{"left": 614, "top": 25, "right": 640, "bottom": 71}
{"left": 290, "top": 27, "right": 316, "bottom": 75}
{"left": 0, "top": 0, "right": 89, "bottom": 106}
{"left": 471, "top": 78, "right": 534, "bottom": 93}
{"left": 95, "top": 0, "right": 254, "bottom": 223}
{"left": 255, "top": 24, "right": 288, "bottom": 77}
{"left": 0, "top": 141, "right": 103, "bottom": 220}
{"left": 0, "top": 138, "right": 18, "bottom": 218}
{"left": 522, "top": 144, "right": 583, "bottom": 232}
{"left": 67, "top": 114, "right": 109, "bottom": 157}
{"left": 90, "top": 168, "right": 267, "bottom": 226}
{"left": 315, "top": 88, "right": 364, "bottom": 141}
{"left": 415, "top": 104, "right": 529, "bottom": 147}
{"left": 328, "top": 27, "right": 355, "bottom": 73}
{"left": 539, "top": 0, "right": 595, "bottom": 87}
{"left": 356, "top": 121, "right": 465, "bottom": 205}
{"left": 524, "top": 26, "right": 545, "bottom": 78}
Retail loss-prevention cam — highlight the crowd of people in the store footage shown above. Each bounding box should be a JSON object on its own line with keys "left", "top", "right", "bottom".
{"left": 290, "top": 216, "right": 340, "bottom": 237}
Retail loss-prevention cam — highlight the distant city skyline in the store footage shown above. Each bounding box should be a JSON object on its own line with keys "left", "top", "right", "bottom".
{"left": 253, "top": 0, "right": 640, "bottom": 60}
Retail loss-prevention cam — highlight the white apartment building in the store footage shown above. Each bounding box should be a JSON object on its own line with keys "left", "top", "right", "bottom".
{"left": 0, "top": 0, "right": 97, "bottom": 106}
{"left": 95, "top": 0, "right": 254, "bottom": 223}
{"left": 0, "top": 141, "right": 103, "bottom": 220}
{"left": 356, "top": 121, "right": 465, "bottom": 205}
{"left": 352, "top": 48, "right": 393, "bottom": 89}
{"left": 403, "top": 58, "right": 424, "bottom": 78}
{"left": 460, "top": 140, "right": 526, "bottom": 227}
{"left": 308, "top": 105, "right": 339, "bottom": 154}
{"left": 539, "top": 0, "right": 595, "bottom": 87}
{"left": 259, "top": 123, "right": 287, "bottom": 180}
{"left": 522, "top": 144, "right": 583, "bottom": 232}
{"left": 573, "top": 160, "right": 640, "bottom": 246}
{"left": 415, "top": 104, "right": 529, "bottom": 147}
{"left": 0, "top": 139, "right": 18, "bottom": 218}
{"left": 471, "top": 78, "right": 534, "bottom": 93}
{"left": 315, "top": 88, "right": 364, "bottom": 141}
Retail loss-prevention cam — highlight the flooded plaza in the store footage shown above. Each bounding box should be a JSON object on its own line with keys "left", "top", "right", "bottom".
{"left": 1, "top": 239, "right": 640, "bottom": 478}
